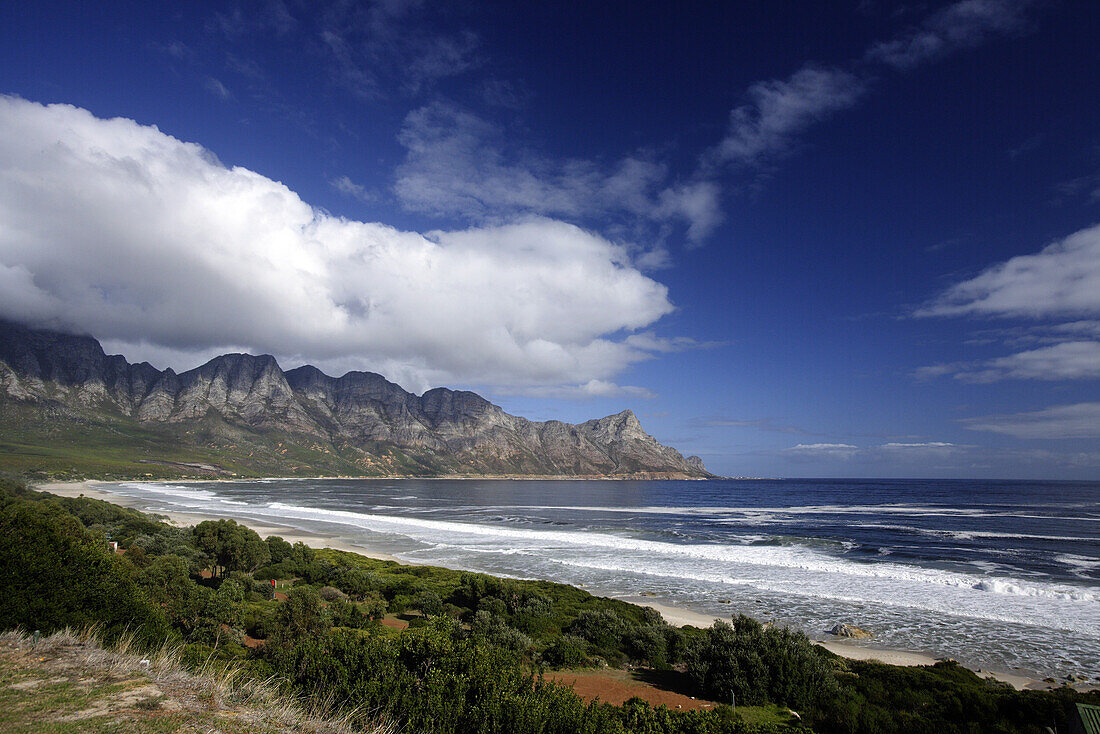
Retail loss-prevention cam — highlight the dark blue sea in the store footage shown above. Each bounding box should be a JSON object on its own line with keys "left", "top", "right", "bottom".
{"left": 99, "top": 478, "right": 1099, "bottom": 680}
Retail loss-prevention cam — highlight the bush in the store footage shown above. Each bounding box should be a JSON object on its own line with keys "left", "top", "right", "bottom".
{"left": 275, "top": 586, "right": 331, "bottom": 640}
{"left": 540, "top": 634, "right": 590, "bottom": 668}
{"left": 413, "top": 590, "right": 444, "bottom": 616}
{"left": 685, "top": 616, "right": 837, "bottom": 710}
{"left": 319, "top": 585, "right": 348, "bottom": 602}
{"left": 0, "top": 499, "right": 167, "bottom": 641}
{"left": 334, "top": 568, "right": 376, "bottom": 600}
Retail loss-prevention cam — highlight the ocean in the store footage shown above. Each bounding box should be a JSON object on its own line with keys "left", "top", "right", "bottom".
{"left": 97, "top": 477, "right": 1099, "bottom": 680}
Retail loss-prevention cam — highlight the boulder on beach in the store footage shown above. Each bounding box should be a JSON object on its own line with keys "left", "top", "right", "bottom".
{"left": 829, "top": 623, "right": 874, "bottom": 639}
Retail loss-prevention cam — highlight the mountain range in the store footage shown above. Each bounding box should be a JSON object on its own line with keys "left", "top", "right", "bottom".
{"left": 0, "top": 320, "right": 708, "bottom": 479}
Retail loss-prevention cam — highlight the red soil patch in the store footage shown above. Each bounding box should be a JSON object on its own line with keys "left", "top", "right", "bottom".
{"left": 380, "top": 615, "right": 409, "bottom": 630}
{"left": 544, "top": 669, "right": 717, "bottom": 711}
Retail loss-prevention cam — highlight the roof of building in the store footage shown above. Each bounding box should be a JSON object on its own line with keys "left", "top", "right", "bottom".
{"left": 1077, "top": 703, "right": 1100, "bottom": 734}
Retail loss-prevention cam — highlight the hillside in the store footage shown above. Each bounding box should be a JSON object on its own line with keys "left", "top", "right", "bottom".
{"left": 0, "top": 320, "right": 708, "bottom": 479}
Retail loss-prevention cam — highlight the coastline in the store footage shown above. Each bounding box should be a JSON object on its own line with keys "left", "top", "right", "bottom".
{"left": 35, "top": 480, "right": 407, "bottom": 564}
{"left": 33, "top": 479, "right": 1061, "bottom": 692}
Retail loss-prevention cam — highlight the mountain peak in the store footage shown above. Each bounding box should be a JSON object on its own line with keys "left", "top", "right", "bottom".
{"left": 0, "top": 320, "right": 708, "bottom": 478}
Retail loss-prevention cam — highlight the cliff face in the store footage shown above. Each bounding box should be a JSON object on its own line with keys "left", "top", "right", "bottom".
{"left": 0, "top": 320, "right": 708, "bottom": 478}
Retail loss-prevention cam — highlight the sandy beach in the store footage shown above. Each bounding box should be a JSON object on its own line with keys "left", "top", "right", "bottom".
{"left": 36, "top": 479, "right": 1059, "bottom": 691}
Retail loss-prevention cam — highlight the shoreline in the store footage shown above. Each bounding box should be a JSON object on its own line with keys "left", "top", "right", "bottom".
{"left": 35, "top": 480, "right": 407, "bottom": 564}
{"left": 33, "top": 479, "right": 1069, "bottom": 692}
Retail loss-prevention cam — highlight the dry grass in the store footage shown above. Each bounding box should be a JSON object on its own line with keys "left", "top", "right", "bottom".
{"left": 0, "top": 627, "right": 389, "bottom": 734}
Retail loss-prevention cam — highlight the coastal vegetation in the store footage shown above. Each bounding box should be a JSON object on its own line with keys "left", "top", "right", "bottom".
{"left": 0, "top": 473, "right": 1094, "bottom": 733}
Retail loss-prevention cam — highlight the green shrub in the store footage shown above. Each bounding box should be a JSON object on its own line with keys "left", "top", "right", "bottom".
{"left": 413, "top": 589, "right": 444, "bottom": 616}
{"left": 275, "top": 586, "right": 331, "bottom": 639}
{"left": 540, "top": 634, "right": 590, "bottom": 668}
{"left": 0, "top": 499, "right": 167, "bottom": 641}
{"left": 685, "top": 616, "right": 837, "bottom": 710}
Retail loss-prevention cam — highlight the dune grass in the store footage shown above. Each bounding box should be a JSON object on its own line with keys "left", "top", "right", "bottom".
{"left": 0, "top": 627, "right": 388, "bottom": 734}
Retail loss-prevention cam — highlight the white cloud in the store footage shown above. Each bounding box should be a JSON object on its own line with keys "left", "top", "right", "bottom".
{"left": 705, "top": 0, "right": 1033, "bottom": 176}
{"left": 917, "top": 225, "right": 1100, "bottom": 383}
{"left": 962, "top": 403, "right": 1100, "bottom": 439}
{"left": 919, "top": 223, "right": 1100, "bottom": 319}
{"left": 968, "top": 341, "right": 1100, "bottom": 382}
{"left": 918, "top": 341, "right": 1100, "bottom": 383}
{"left": 714, "top": 65, "right": 865, "bottom": 167}
{"left": 868, "top": 0, "right": 1034, "bottom": 69}
{"left": 0, "top": 96, "right": 681, "bottom": 394}
{"left": 622, "top": 331, "right": 711, "bottom": 353}
{"left": 394, "top": 102, "right": 722, "bottom": 243}
{"left": 785, "top": 443, "right": 860, "bottom": 458}
{"left": 782, "top": 441, "right": 961, "bottom": 462}
{"left": 331, "top": 175, "right": 375, "bottom": 202}
{"left": 499, "top": 379, "right": 657, "bottom": 400}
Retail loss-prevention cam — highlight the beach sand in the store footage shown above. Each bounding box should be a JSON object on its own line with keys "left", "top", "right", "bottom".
{"left": 35, "top": 479, "right": 1058, "bottom": 691}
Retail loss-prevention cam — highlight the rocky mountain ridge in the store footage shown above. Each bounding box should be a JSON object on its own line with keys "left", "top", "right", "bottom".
{"left": 0, "top": 320, "right": 708, "bottom": 478}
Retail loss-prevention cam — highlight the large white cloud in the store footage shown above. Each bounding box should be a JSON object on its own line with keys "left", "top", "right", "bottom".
{"left": 0, "top": 96, "right": 677, "bottom": 392}
{"left": 919, "top": 223, "right": 1100, "bottom": 318}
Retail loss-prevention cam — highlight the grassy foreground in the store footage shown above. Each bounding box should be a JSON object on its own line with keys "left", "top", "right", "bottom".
{"left": 1, "top": 473, "right": 1096, "bottom": 733}
{"left": 0, "top": 627, "right": 380, "bottom": 734}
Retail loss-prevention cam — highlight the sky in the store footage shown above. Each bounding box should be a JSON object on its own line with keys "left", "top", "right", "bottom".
{"left": 0, "top": 0, "right": 1098, "bottom": 479}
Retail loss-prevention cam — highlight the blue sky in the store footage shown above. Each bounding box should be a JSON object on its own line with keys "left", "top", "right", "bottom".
{"left": 1, "top": 0, "right": 1098, "bottom": 478}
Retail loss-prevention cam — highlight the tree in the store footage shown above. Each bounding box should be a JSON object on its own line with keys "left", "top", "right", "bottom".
{"left": 138, "top": 554, "right": 205, "bottom": 631}
{"left": 265, "top": 535, "right": 293, "bottom": 564}
{"left": 275, "top": 586, "right": 331, "bottom": 640}
{"left": 191, "top": 519, "right": 269, "bottom": 577}
{"left": 0, "top": 499, "right": 166, "bottom": 640}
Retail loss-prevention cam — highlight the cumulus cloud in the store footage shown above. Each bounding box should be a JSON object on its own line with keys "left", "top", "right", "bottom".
{"left": 714, "top": 66, "right": 865, "bottom": 167}
{"left": 0, "top": 96, "right": 680, "bottom": 394}
{"left": 867, "top": 0, "right": 1034, "bottom": 69}
{"left": 919, "top": 223, "right": 1100, "bottom": 319}
{"left": 962, "top": 403, "right": 1100, "bottom": 439}
{"left": 394, "top": 101, "right": 722, "bottom": 244}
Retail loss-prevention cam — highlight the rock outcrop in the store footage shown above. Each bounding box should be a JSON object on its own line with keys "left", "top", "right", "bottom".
{"left": 829, "top": 623, "right": 874, "bottom": 639}
{"left": 0, "top": 320, "right": 709, "bottom": 478}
